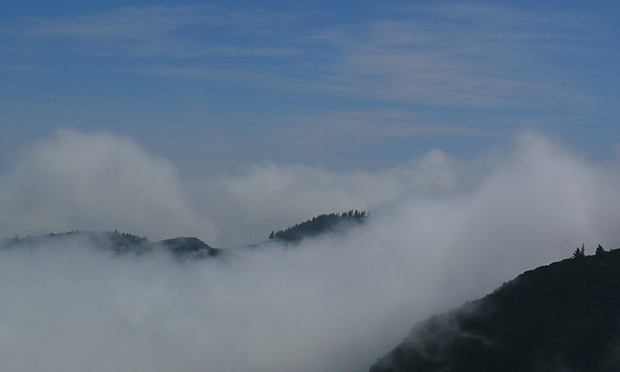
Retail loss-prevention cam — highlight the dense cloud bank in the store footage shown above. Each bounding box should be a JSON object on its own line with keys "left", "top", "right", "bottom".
{"left": 0, "top": 130, "right": 215, "bottom": 242}
{"left": 1, "top": 129, "right": 620, "bottom": 371}
{"left": 0, "top": 129, "right": 483, "bottom": 246}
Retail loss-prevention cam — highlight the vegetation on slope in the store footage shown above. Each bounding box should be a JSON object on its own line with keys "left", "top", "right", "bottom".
{"left": 268, "top": 210, "right": 368, "bottom": 242}
{"left": 158, "top": 236, "right": 219, "bottom": 258}
{"left": 1, "top": 230, "right": 219, "bottom": 259}
{"left": 369, "top": 245, "right": 620, "bottom": 372}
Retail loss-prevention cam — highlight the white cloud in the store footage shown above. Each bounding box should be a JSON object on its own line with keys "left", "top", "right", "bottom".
{"left": 195, "top": 147, "right": 482, "bottom": 247}
{"left": 0, "top": 129, "right": 215, "bottom": 241}
{"left": 2, "top": 130, "right": 620, "bottom": 371}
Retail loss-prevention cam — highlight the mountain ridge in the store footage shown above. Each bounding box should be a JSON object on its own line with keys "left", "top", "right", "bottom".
{"left": 0, "top": 230, "right": 220, "bottom": 259}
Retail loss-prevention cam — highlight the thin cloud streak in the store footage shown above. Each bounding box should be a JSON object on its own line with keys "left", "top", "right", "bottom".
{"left": 3, "top": 3, "right": 600, "bottom": 109}
{"left": 4, "top": 5, "right": 303, "bottom": 60}
{"left": 315, "top": 5, "right": 598, "bottom": 107}
{"left": 276, "top": 108, "right": 500, "bottom": 139}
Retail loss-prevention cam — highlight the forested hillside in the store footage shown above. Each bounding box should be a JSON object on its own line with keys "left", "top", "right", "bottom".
{"left": 369, "top": 245, "right": 620, "bottom": 372}
{"left": 1, "top": 231, "right": 219, "bottom": 259}
{"left": 268, "top": 210, "right": 367, "bottom": 242}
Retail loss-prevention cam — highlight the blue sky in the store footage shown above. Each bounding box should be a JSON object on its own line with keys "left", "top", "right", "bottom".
{"left": 1, "top": 1, "right": 619, "bottom": 175}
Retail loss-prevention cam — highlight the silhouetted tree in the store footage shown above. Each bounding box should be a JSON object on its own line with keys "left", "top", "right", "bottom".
{"left": 572, "top": 244, "right": 586, "bottom": 259}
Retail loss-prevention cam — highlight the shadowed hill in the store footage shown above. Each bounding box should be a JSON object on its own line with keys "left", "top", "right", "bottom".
{"left": 1, "top": 211, "right": 369, "bottom": 255}
{"left": 1, "top": 231, "right": 220, "bottom": 259}
{"left": 369, "top": 246, "right": 620, "bottom": 372}
{"left": 158, "top": 236, "right": 219, "bottom": 258}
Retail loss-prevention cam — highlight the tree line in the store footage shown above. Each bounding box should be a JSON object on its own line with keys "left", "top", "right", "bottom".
{"left": 269, "top": 210, "right": 368, "bottom": 242}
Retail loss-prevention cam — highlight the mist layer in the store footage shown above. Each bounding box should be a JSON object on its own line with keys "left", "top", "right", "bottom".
{"left": 1, "top": 130, "right": 620, "bottom": 371}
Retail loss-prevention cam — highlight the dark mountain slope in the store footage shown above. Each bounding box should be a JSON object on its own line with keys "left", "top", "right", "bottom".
{"left": 370, "top": 247, "right": 620, "bottom": 372}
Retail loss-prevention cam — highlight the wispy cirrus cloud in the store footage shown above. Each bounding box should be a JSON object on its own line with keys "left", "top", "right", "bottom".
{"left": 310, "top": 4, "right": 599, "bottom": 108}
{"left": 4, "top": 5, "right": 302, "bottom": 59}
{"left": 0, "top": 2, "right": 608, "bottom": 166}
{"left": 5, "top": 3, "right": 599, "bottom": 108}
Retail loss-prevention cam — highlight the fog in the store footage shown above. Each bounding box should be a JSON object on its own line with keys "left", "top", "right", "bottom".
{"left": 2, "top": 129, "right": 620, "bottom": 371}
{"left": 0, "top": 130, "right": 216, "bottom": 241}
